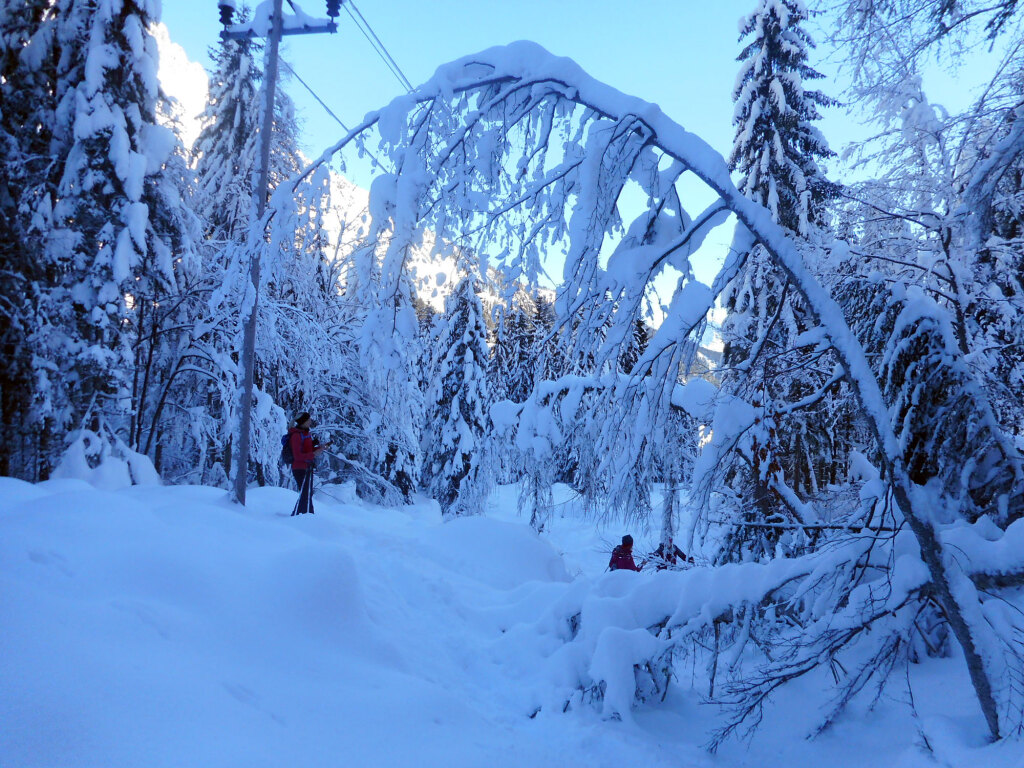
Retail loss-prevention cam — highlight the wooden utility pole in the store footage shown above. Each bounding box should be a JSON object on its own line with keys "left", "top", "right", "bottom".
{"left": 223, "top": 0, "right": 337, "bottom": 505}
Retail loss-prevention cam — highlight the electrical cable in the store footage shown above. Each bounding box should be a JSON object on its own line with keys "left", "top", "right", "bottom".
{"left": 345, "top": 1, "right": 412, "bottom": 91}
{"left": 349, "top": 1, "right": 414, "bottom": 91}
{"left": 277, "top": 57, "right": 391, "bottom": 171}
{"left": 344, "top": 0, "right": 415, "bottom": 93}
{"left": 279, "top": 57, "right": 352, "bottom": 132}
{"left": 343, "top": 8, "right": 408, "bottom": 91}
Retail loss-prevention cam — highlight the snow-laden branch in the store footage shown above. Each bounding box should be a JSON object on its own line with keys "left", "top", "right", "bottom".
{"left": 275, "top": 40, "right": 1020, "bottom": 739}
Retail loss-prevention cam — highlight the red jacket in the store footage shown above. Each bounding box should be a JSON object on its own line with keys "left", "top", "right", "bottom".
{"left": 609, "top": 545, "right": 640, "bottom": 572}
{"left": 289, "top": 427, "right": 317, "bottom": 470}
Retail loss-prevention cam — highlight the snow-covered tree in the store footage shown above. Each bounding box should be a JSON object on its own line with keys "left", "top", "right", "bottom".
{"left": 337, "top": 215, "right": 425, "bottom": 504}
{"left": 729, "top": 0, "right": 837, "bottom": 235}
{"left": 17, "top": 0, "right": 193, "bottom": 484}
{"left": 618, "top": 318, "right": 649, "bottom": 375}
{"left": 828, "top": 74, "right": 1024, "bottom": 529}
{"left": 185, "top": 22, "right": 314, "bottom": 488}
{"left": 123, "top": 94, "right": 201, "bottom": 473}
{"left": 489, "top": 291, "right": 537, "bottom": 406}
{"left": 823, "top": 0, "right": 1024, "bottom": 455}
{"left": 0, "top": 0, "right": 59, "bottom": 478}
{"left": 272, "top": 41, "right": 1024, "bottom": 740}
{"left": 488, "top": 292, "right": 537, "bottom": 483}
{"left": 177, "top": 18, "right": 264, "bottom": 485}
{"left": 532, "top": 293, "right": 567, "bottom": 384}
{"left": 724, "top": 0, "right": 837, "bottom": 368}
{"left": 423, "top": 263, "right": 493, "bottom": 517}
{"left": 828, "top": 0, "right": 1021, "bottom": 110}
{"left": 715, "top": 0, "right": 844, "bottom": 561}
{"left": 1, "top": 0, "right": 202, "bottom": 483}
{"left": 193, "top": 10, "right": 261, "bottom": 243}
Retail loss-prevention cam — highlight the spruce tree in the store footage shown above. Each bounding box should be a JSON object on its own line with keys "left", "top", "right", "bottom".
{"left": 719, "top": 0, "right": 841, "bottom": 559}
{"left": 532, "top": 293, "right": 566, "bottom": 383}
{"left": 189, "top": 15, "right": 263, "bottom": 484}
{"left": 424, "top": 269, "right": 492, "bottom": 517}
{"left": 193, "top": 13, "right": 261, "bottom": 242}
{"left": 729, "top": 0, "right": 837, "bottom": 235}
{"left": 724, "top": 0, "right": 837, "bottom": 366}
{"left": 0, "top": 0, "right": 59, "bottom": 477}
{"left": 40, "top": 0, "right": 192, "bottom": 467}
{"left": 489, "top": 292, "right": 537, "bottom": 405}
{"left": 618, "top": 318, "right": 649, "bottom": 375}
{"left": 488, "top": 293, "right": 537, "bottom": 484}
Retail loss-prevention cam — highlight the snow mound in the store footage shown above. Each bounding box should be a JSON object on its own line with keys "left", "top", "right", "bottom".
{"left": 418, "top": 515, "right": 571, "bottom": 589}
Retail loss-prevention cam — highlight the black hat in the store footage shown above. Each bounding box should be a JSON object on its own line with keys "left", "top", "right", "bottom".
{"left": 622, "top": 535, "right": 633, "bottom": 546}
{"left": 295, "top": 412, "right": 311, "bottom": 426}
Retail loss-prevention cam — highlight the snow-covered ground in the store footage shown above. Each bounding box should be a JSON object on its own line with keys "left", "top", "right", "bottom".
{"left": 1, "top": 478, "right": 1018, "bottom": 768}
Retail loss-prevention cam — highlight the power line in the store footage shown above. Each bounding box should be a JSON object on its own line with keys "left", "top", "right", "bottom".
{"left": 345, "top": 1, "right": 413, "bottom": 92}
{"left": 343, "top": 5, "right": 408, "bottom": 91}
{"left": 344, "top": 0, "right": 415, "bottom": 93}
{"left": 279, "top": 58, "right": 351, "bottom": 132}
{"left": 277, "top": 57, "right": 392, "bottom": 171}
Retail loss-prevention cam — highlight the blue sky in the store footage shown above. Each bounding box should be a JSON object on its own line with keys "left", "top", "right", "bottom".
{"left": 161, "top": 0, "right": 832, "bottom": 291}
{"left": 160, "top": 1, "right": 991, "bottom": 296}
{"left": 164, "top": 0, "right": 822, "bottom": 163}
{"left": 163, "top": 1, "right": 998, "bottom": 167}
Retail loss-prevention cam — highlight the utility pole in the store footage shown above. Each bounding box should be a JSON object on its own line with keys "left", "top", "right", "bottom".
{"left": 218, "top": 0, "right": 339, "bottom": 505}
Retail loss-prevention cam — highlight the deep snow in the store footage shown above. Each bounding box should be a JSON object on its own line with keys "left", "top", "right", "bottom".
{"left": 1, "top": 477, "right": 1019, "bottom": 768}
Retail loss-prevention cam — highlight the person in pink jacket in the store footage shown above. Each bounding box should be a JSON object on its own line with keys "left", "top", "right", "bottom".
{"left": 608, "top": 535, "right": 641, "bottom": 571}
{"left": 289, "top": 412, "right": 326, "bottom": 516}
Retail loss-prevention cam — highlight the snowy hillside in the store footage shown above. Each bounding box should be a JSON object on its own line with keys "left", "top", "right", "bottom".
{"left": 2, "top": 478, "right": 1017, "bottom": 768}
{"left": 154, "top": 23, "right": 209, "bottom": 149}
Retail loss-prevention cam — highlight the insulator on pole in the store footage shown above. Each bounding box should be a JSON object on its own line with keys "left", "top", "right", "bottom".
{"left": 218, "top": 0, "right": 237, "bottom": 26}
{"left": 326, "top": 0, "right": 342, "bottom": 19}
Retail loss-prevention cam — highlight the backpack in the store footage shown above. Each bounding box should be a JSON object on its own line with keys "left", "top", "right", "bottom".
{"left": 280, "top": 433, "right": 294, "bottom": 466}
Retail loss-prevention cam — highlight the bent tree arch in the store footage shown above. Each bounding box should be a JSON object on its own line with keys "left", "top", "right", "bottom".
{"left": 276, "top": 41, "right": 1021, "bottom": 739}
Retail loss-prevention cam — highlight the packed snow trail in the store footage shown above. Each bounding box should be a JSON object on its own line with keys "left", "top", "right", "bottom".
{"left": 2, "top": 478, "right": 1017, "bottom": 768}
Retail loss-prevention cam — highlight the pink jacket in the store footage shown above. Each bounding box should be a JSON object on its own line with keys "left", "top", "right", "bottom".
{"left": 289, "top": 427, "right": 317, "bottom": 470}
{"left": 609, "top": 545, "right": 640, "bottom": 572}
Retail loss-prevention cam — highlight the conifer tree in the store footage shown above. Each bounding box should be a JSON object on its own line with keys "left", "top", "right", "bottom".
{"left": 618, "top": 318, "right": 649, "bottom": 375}
{"left": 0, "top": 0, "right": 59, "bottom": 477}
{"left": 489, "top": 292, "right": 537, "bottom": 405}
{"left": 719, "top": 0, "right": 841, "bottom": 559}
{"left": 488, "top": 293, "right": 537, "bottom": 483}
{"left": 724, "top": 0, "right": 837, "bottom": 366}
{"left": 532, "top": 292, "right": 580, "bottom": 486}
{"left": 423, "top": 266, "right": 492, "bottom": 517}
{"left": 729, "top": 0, "right": 837, "bottom": 235}
{"left": 186, "top": 16, "right": 264, "bottom": 484}
{"left": 38, "top": 0, "right": 192, "bottom": 473}
{"left": 532, "top": 293, "right": 566, "bottom": 383}
{"left": 193, "top": 13, "right": 261, "bottom": 242}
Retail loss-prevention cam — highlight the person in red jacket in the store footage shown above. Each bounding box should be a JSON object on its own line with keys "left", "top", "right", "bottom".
{"left": 608, "top": 535, "right": 641, "bottom": 572}
{"left": 289, "top": 412, "right": 326, "bottom": 516}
